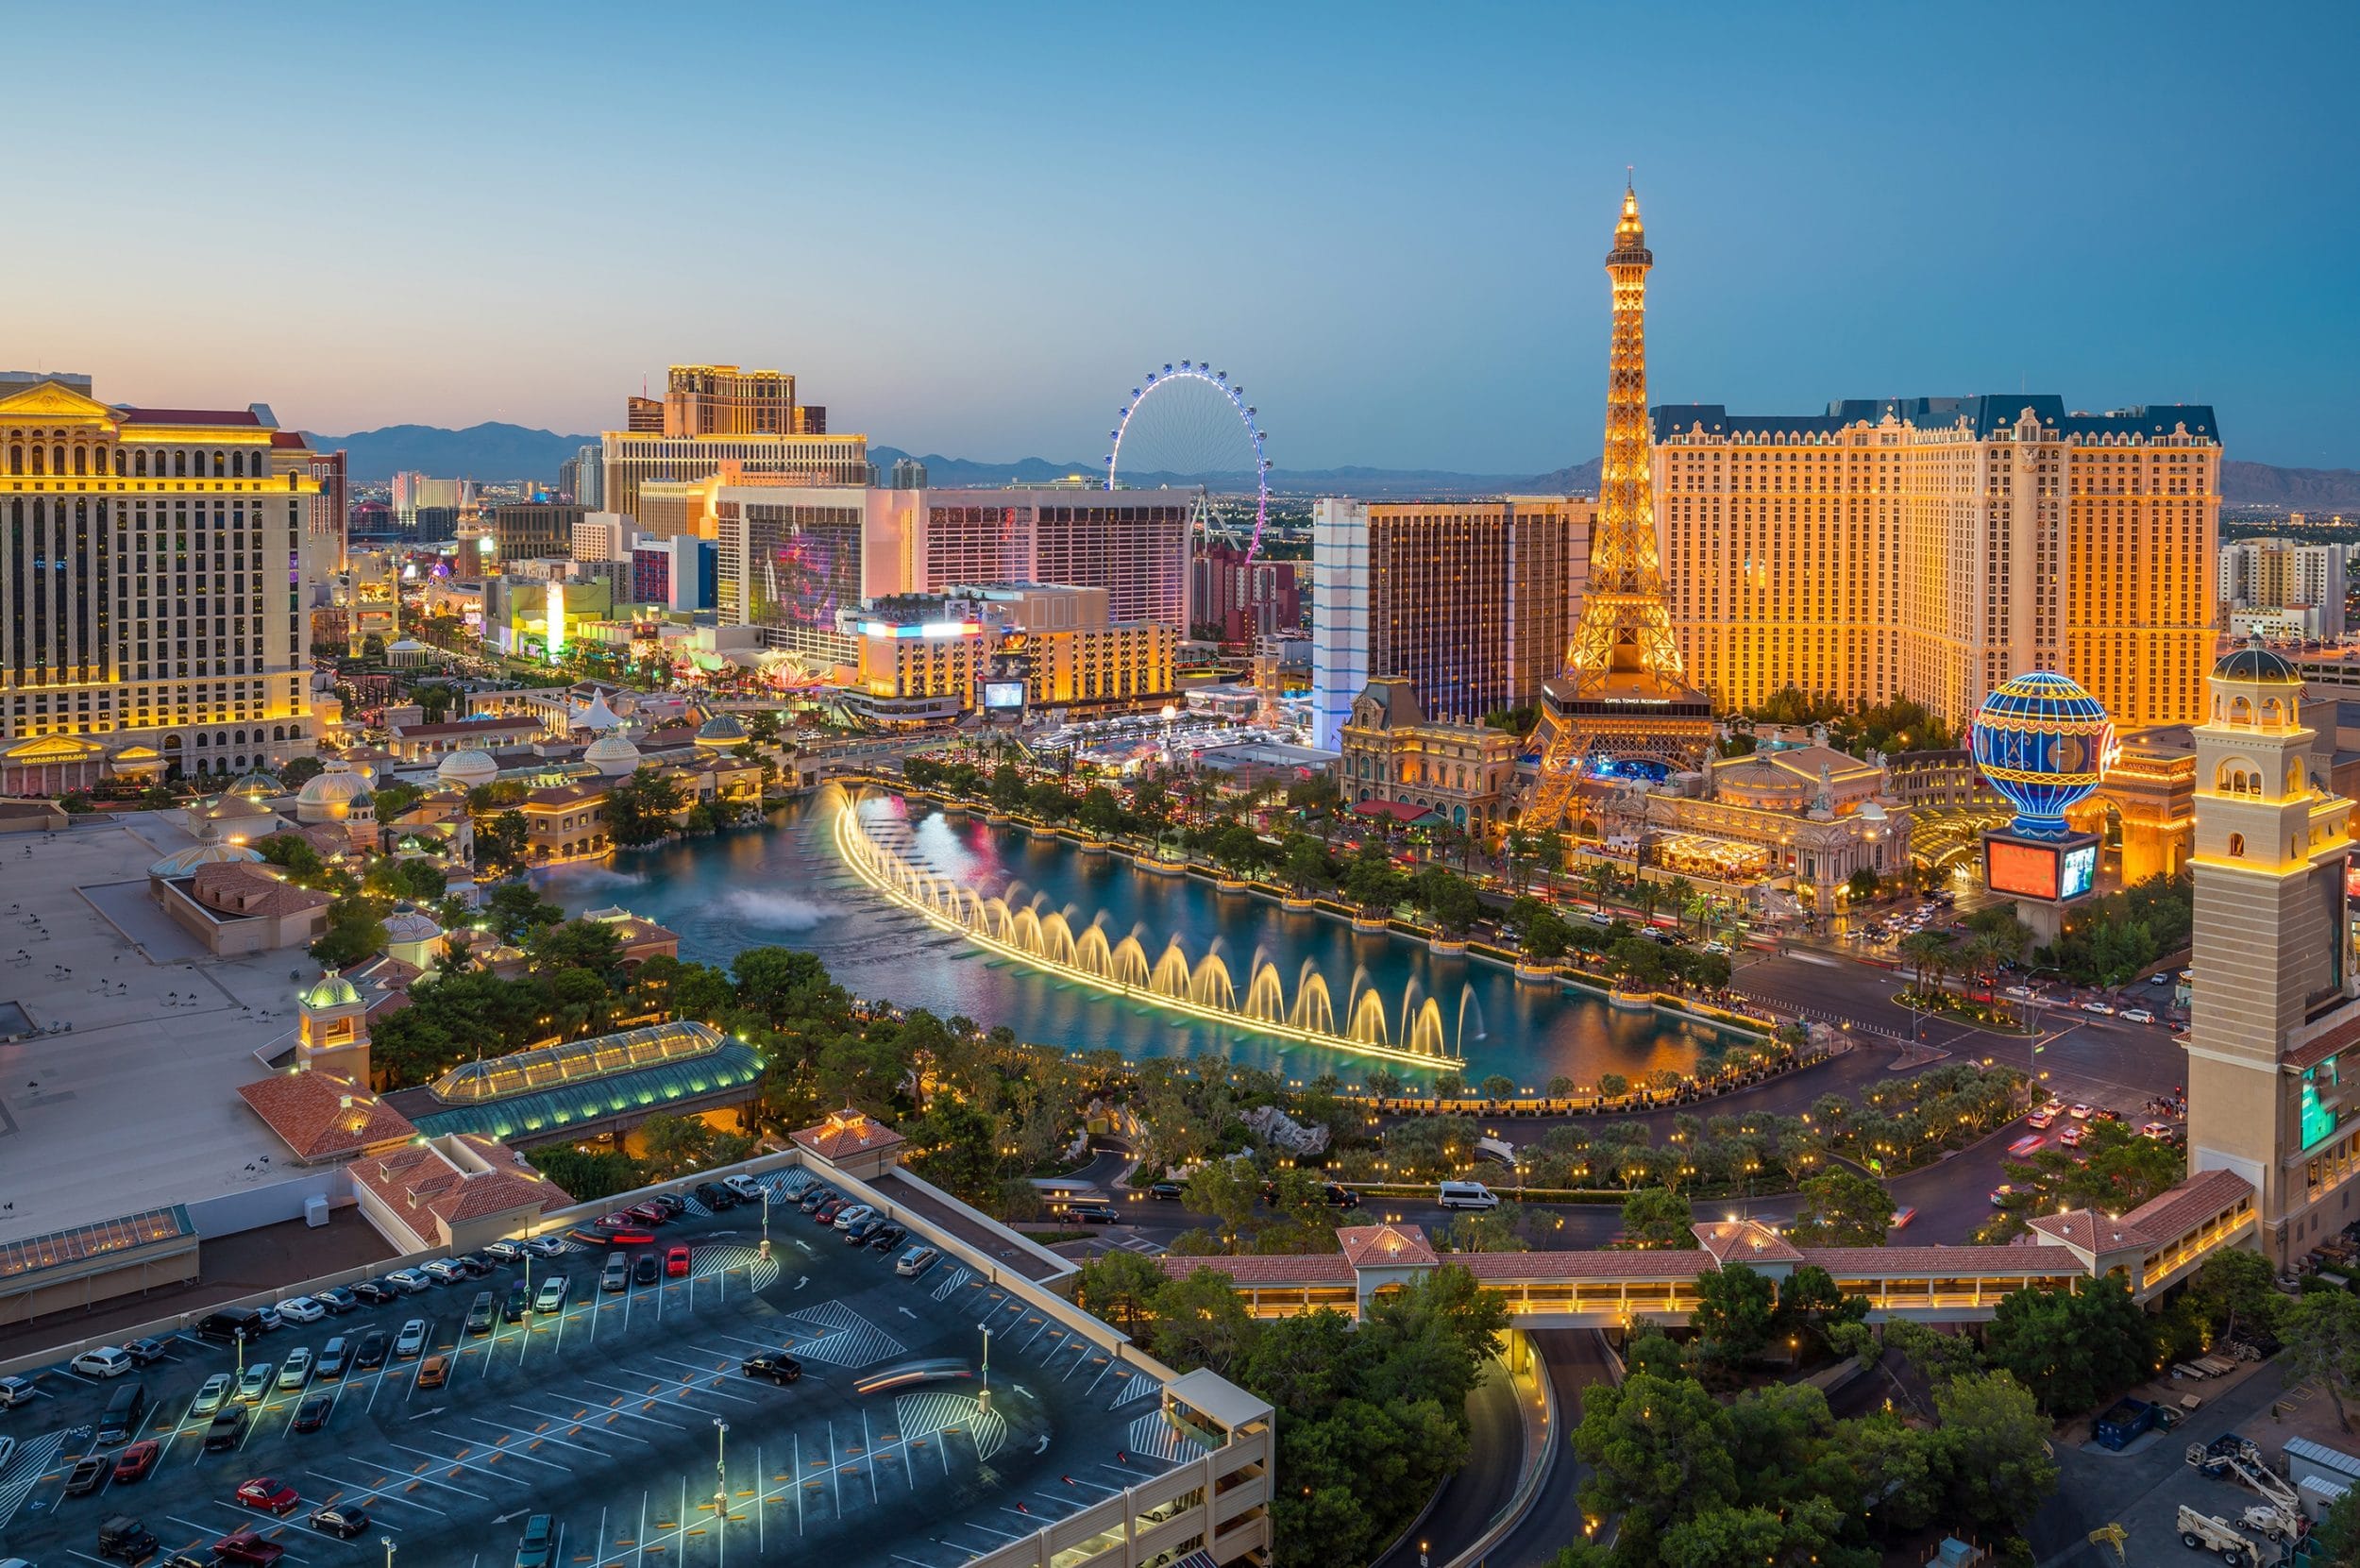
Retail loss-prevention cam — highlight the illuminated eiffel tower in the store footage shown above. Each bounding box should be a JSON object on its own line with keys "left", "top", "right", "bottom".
{"left": 1526, "top": 180, "right": 1713, "bottom": 825}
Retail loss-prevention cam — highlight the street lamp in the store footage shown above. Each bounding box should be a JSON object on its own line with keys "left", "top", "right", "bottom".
{"left": 978, "top": 1323, "right": 993, "bottom": 1413}
{"left": 715, "top": 1418, "right": 730, "bottom": 1557}
{"left": 381, "top": 1538, "right": 396, "bottom": 1568}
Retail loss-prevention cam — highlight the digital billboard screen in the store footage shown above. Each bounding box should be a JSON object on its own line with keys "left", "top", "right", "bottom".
{"left": 1985, "top": 838, "right": 2060, "bottom": 901}
{"left": 2060, "top": 843, "right": 2099, "bottom": 901}
{"left": 981, "top": 681, "right": 1026, "bottom": 711}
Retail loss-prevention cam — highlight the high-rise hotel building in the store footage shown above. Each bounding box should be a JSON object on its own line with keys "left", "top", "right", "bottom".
{"left": 1652, "top": 396, "right": 2219, "bottom": 729}
{"left": 1310, "top": 497, "right": 1593, "bottom": 750}
{"left": 0, "top": 376, "right": 316, "bottom": 793}
{"left": 600, "top": 364, "right": 860, "bottom": 522}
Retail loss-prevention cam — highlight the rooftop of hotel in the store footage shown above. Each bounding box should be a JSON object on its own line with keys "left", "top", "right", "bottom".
{"left": 1650, "top": 396, "right": 2219, "bottom": 442}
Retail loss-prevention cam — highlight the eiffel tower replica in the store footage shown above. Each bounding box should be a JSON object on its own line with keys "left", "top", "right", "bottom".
{"left": 1526, "top": 181, "right": 1714, "bottom": 827}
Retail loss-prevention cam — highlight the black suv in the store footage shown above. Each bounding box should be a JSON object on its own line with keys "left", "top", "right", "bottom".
{"left": 740, "top": 1352, "right": 802, "bottom": 1385}
{"left": 695, "top": 1181, "right": 739, "bottom": 1210}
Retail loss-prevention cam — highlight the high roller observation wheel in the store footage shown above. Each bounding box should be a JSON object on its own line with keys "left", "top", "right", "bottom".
{"left": 1104, "top": 361, "right": 1272, "bottom": 559}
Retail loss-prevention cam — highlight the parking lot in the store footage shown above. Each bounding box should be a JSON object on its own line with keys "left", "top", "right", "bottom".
{"left": 0, "top": 1170, "right": 1192, "bottom": 1566}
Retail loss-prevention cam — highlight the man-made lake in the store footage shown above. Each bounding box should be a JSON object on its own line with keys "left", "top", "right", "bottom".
{"left": 538, "top": 792, "right": 1743, "bottom": 1087}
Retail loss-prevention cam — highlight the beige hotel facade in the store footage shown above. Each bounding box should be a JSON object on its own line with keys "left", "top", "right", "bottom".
{"left": 1653, "top": 396, "right": 2219, "bottom": 730}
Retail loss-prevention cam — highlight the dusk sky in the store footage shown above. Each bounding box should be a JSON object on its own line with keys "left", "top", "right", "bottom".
{"left": 14, "top": 3, "right": 2358, "bottom": 470}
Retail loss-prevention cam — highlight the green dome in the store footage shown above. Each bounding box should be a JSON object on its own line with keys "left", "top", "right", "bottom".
{"left": 302, "top": 969, "right": 362, "bottom": 1009}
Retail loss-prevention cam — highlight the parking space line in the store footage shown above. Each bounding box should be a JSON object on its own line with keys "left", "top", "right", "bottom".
{"left": 345, "top": 1454, "right": 493, "bottom": 1503}
{"left": 514, "top": 1391, "right": 685, "bottom": 1435}
{"left": 384, "top": 1438, "right": 553, "bottom": 1486}
{"left": 460, "top": 1413, "right": 610, "bottom": 1458}
{"left": 505, "top": 1395, "right": 665, "bottom": 1443}
{"left": 630, "top": 1353, "right": 760, "bottom": 1400}
{"left": 861, "top": 1408, "right": 880, "bottom": 1506}
{"left": 575, "top": 1374, "right": 728, "bottom": 1419}
{"left": 304, "top": 1469, "right": 447, "bottom": 1516}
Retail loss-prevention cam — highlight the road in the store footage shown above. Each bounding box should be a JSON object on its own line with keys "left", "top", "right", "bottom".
{"left": 1369, "top": 1355, "right": 1525, "bottom": 1568}
{"left": 1488, "top": 1329, "right": 1615, "bottom": 1568}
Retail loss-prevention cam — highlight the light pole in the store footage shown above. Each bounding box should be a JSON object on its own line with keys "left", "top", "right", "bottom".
{"left": 714, "top": 1417, "right": 730, "bottom": 1559}
{"left": 760, "top": 1187, "right": 770, "bottom": 1260}
{"left": 381, "top": 1537, "right": 396, "bottom": 1568}
{"left": 978, "top": 1324, "right": 993, "bottom": 1414}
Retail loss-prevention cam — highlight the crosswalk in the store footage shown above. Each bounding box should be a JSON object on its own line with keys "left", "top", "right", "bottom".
{"left": 775, "top": 1299, "right": 907, "bottom": 1367}
{"left": 930, "top": 1264, "right": 974, "bottom": 1302}
{"left": 0, "top": 1426, "right": 65, "bottom": 1531}
{"left": 1125, "top": 1409, "right": 1209, "bottom": 1465}
{"left": 1106, "top": 1370, "right": 1160, "bottom": 1409}
{"left": 896, "top": 1390, "right": 1008, "bottom": 1464}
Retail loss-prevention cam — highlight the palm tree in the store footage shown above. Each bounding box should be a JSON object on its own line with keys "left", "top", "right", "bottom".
{"left": 1899, "top": 931, "right": 1955, "bottom": 997}
{"left": 1661, "top": 877, "right": 1698, "bottom": 930}
{"left": 1582, "top": 859, "right": 1621, "bottom": 912}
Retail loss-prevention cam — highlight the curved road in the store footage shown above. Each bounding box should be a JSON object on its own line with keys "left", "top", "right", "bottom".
{"left": 1371, "top": 1355, "right": 1525, "bottom": 1568}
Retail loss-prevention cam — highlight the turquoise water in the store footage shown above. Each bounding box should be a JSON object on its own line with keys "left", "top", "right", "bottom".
{"left": 536, "top": 793, "right": 1740, "bottom": 1087}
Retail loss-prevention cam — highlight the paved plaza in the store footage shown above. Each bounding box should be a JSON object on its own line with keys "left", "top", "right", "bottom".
{"left": 0, "top": 815, "right": 326, "bottom": 1247}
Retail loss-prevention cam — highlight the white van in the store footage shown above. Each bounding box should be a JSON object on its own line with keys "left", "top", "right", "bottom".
{"left": 1438, "top": 1180, "right": 1499, "bottom": 1211}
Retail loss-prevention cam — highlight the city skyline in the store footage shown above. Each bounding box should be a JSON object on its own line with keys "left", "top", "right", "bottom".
{"left": 11, "top": 3, "right": 2359, "bottom": 470}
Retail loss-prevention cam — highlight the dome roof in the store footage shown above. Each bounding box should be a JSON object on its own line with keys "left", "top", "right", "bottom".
{"left": 583, "top": 731, "right": 644, "bottom": 776}
{"left": 302, "top": 969, "right": 362, "bottom": 1009}
{"left": 148, "top": 840, "right": 263, "bottom": 878}
{"left": 695, "top": 713, "right": 748, "bottom": 743}
{"left": 2214, "top": 642, "right": 2301, "bottom": 686}
{"left": 437, "top": 747, "right": 501, "bottom": 786}
{"left": 227, "top": 767, "right": 281, "bottom": 800}
{"left": 382, "top": 902, "right": 443, "bottom": 942}
{"left": 297, "top": 762, "right": 371, "bottom": 805}
{"left": 1969, "top": 669, "right": 2117, "bottom": 835}
{"left": 192, "top": 790, "right": 275, "bottom": 822}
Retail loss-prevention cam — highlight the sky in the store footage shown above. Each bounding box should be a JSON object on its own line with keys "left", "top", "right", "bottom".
{"left": 10, "top": 2, "right": 2359, "bottom": 471}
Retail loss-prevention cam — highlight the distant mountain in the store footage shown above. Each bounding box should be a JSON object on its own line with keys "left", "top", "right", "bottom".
{"left": 308, "top": 423, "right": 598, "bottom": 483}
{"left": 306, "top": 426, "right": 2359, "bottom": 509}
{"left": 2222, "top": 460, "right": 2360, "bottom": 513}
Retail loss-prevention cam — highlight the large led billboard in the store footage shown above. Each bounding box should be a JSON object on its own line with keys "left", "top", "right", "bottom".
{"left": 981, "top": 681, "right": 1027, "bottom": 711}
{"left": 1985, "top": 838, "right": 2060, "bottom": 901}
{"left": 2060, "top": 842, "right": 2099, "bottom": 901}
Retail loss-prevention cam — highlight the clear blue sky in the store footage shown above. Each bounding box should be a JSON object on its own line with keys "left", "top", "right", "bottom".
{"left": 15, "top": 2, "right": 2357, "bottom": 470}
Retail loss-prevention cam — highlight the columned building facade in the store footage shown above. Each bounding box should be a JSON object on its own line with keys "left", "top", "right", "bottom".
{"left": 0, "top": 379, "right": 317, "bottom": 786}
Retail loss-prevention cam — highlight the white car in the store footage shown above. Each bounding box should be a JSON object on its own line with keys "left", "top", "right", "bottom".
{"left": 895, "top": 1246, "right": 940, "bottom": 1278}
{"left": 833, "top": 1204, "right": 876, "bottom": 1231}
{"left": 722, "top": 1174, "right": 765, "bottom": 1202}
{"left": 2081, "top": 1001, "right": 2117, "bottom": 1016}
{"left": 276, "top": 1296, "right": 326, "bottom": 1324}
{"left": 190, "top": 1373, "right": 232, "bottom": 1417}
{"left": 394, "top": 1319, "right": 429, "bottom": 1359}
{"left": 0, "top": 1375, "right": 37, "bottom": 1408}
{"left": 2123, "top": 1007, "right": 2157, "bottom": 1025}
{"left": 482, "top": 1240, "right": 524, "bottom": 1263}
{"left": 522, "top": 1237, "right": 569, "bottom": 1259}
{"left": 417, "top": 1259, "right": 464, "bottom": 1285}
{"left": 71, "top": 1347, "right": 133, "bottom": 1379}
{"left": 387, "top": 1268, "right": 434, "bottom": 1293}
{"left": 276, "top": 1348, "right": 313, "bottom": 1391}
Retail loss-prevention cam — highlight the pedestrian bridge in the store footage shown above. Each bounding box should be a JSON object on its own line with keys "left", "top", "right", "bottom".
{"left": 1158, "top": 1167, "right": 2256, "bottom": 1328}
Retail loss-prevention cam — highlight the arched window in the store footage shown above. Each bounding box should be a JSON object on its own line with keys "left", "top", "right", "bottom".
{"left": 73, "top": 447, "right": 86, "bottom": 476}
{"left": 2231, "top": 697, "right": 2253, "bottom": 725}
{"left": 213, "top": 730, "right": 228, "bottom": 747}
{"left": 230, "top": 451, "right": 244, "bottom": 478}
{"left": 233, "top": 729, "right": 246, "bottom": 746}
{"left": 211, "top": 450, "right": 226, "bottom": 478}
{"left": 274, "top": 725, "right": 286, "bottom": 741}
{"left": 235, "top": 755, "right": 248, "bottom": 770}
{"left": 28, "top": 446, "right": 42, "bottom": 476}
{"left": 133, "top": 449, "right": 146, "bottom": 477}
{"left": 2264, "top": 699, "right": 2284, "bottom": 727}
{"left": 51, "top": 445, "right": 64, "bottom": 473}
{"left": 174, "top": 450, "right": 187, "bottom": 477}
{"left": 110, "top": 447, "right": 123, "bottom": 476}
{"left": 2228, "top": 832, "right": 2245, "bottom": 858}
{"left": 8, "top": 446, "right": 19, "bottom": 475}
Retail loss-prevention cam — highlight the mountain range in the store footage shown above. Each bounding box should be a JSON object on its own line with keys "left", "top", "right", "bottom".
{"left": 312, "top": 424, "right": 2360, "bottom": 511}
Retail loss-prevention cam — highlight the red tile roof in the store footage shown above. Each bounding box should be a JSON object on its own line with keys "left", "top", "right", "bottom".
{"left": 1338, "top": 1223, "right": 1436, "bottom": 1269}
{"left": 188, "top": 861, "right": 333, "bottom": 919}
{"left": 1693, "top": 1220, "right": 1801, "bottom": 1265}
{"left": 2119, "top": 1168, "right": 2254, "bottom": 1244}
{"left": 352, "top": 1135, "right": 570, "bottom": 1231}
{"left": 791, "top": 1108, "right": 907, "bottom": 1162}
{"left": 2285, "top": 1012, "right": 2360, "bottom": 1071}
{"left": 269, "top": 430, "right": 308, "bottom": 448}
{"left": 1351, "top": 800, "right": 1437, "bottom": 823}
{"left": 236, "top": 1071, "right": 415, "bottom": 1161}
{"left": 1155, "top": 1255, "right": 1357, "bottom": 1285}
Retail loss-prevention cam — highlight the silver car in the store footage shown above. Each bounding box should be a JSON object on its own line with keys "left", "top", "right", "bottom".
{"left": 394, "top": 1319, "right": 429, "bottom": 1359}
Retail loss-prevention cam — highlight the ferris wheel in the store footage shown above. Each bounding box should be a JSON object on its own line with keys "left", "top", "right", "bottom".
{"left": 1104, "top": 361, "right": 1271, "bottom": 559}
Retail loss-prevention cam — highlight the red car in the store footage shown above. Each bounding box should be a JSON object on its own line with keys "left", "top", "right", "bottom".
{"left": 813, "top": 1198, "right": 845, "bottom": 1223}
{"left": 213, "top": 1527, "right": 288, "bottom": 1564}
{"left": 666, "top": 1244, "right": 692, "bottom": 1277}
{"left": 625, "top": 1202, "right": 670, "bottom": 1225}
{"left": 234, "top": 1475, "right": 301, "bottom": 1515}
{"left": 111, "top": 1439, "right": 160, "bottom": 1483}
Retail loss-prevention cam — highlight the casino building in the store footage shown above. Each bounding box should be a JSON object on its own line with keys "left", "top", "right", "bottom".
{"left": 1, "top": 375, "right": 318, "bottom": 788}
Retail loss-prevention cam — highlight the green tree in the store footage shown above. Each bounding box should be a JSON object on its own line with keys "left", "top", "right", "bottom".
{"left": 522, "top": 1146, "right": 645, "bottom": 1202}
{"left": 476, "top": 809, "right": 530, "bottom": 876}
{"left": 1414, "top": 867, "right": 1482, "bottom": 936}
{"left": 2313, "top": 1481, "right": 2360, "bottom": 1566}
{"left": 1071, "top": 1247, "right": 1168, "bottom": 1335}
{"left": 528, "top": 917, "right": 624, "bottom": 979}
{"left": 484, "top": 881, "right": 564, "bottom": 942}
{"left": 635, "top": 1112, "right": 752, "bottom": 1180}
{"left": 1574, "top": 1369, "right": 1738, "bottom": 1548}
{"left": 1775, "top": 1264, "right": 1869, "bottom": 1358}
{"left": 1620, "top": 1186, "right": 1692, "bottom": 1247}
{"left": 1985, "top": 1278, "right": 2156, "bottom": 1414}
{"left": 732, "top": 946, "right": 850, "bottom": 1028}
{"left": 1692, "top": 1263, "right": 1778, "bottom": 1370}
{"left": 2183, "top": 1248, "right": 2279, "bottom": 1350}
{"left": 1149, "top": 1265, "right": 1258, "bottom": 1375}
{"left": 1787, "top": 1170, "right": 1892, "bottom": 1248}
{"left": 2282, "top": 1288, "right": 2360, "bottom": 1433}
{"left": 1846, "top": 866, "right": 1880, "bottom": 902}
{"left": 1183, "top": 1159, "right": 1265, "bottom": 1251}
{"left": 312, "top": 896, "right": 387, "bottom": 968}
{"left": 1657, "top": 1496, "right": 1876, "bottom": 1568}
{"left": 605, "top": 766, "right": 687, "bottom": 847}
{"left": 1927, "top": 1371, "right": 2059, "bottom": 1531}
